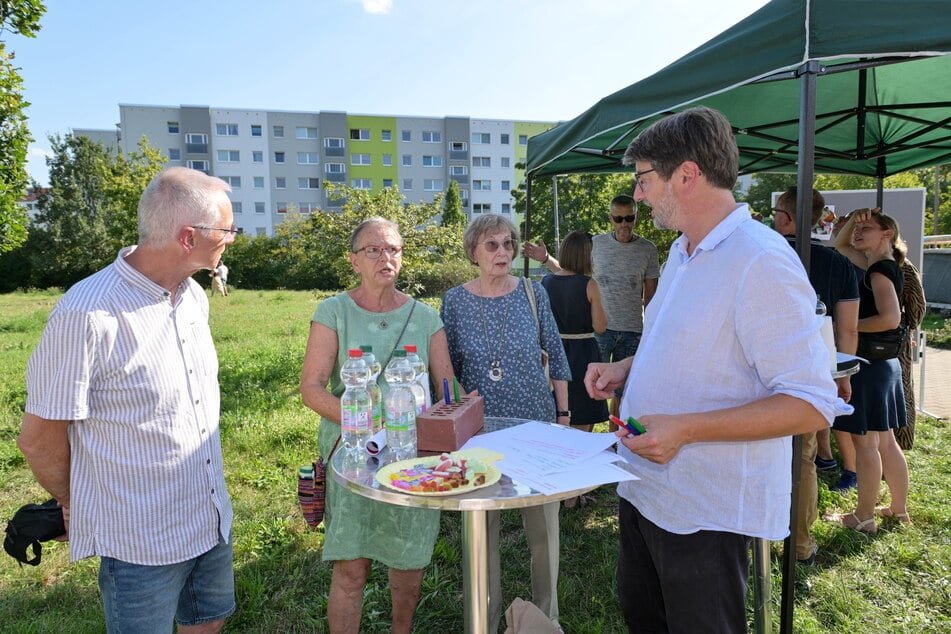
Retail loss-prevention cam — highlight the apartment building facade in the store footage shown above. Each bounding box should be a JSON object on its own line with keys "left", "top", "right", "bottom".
{"left": 79, "top": 104, "right": 555, "bottom": 237}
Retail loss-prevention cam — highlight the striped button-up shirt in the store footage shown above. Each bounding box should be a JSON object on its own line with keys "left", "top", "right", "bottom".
{"left": 25, "top": 248, "right": 233, "bottom": 564}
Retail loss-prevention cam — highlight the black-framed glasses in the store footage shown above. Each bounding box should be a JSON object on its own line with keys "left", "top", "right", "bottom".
{"left": 634, "top": 168, "right": 656, "bottom": 192}
{"left": 611, "top": 214, "right": 637, "bottom": 223}
{"left": 771, "top": 208, "right": 790, "bottom": 219}
{"left": 480, "top": 238, "right": 515, "bottom": 252}
{"left": 192, "top": 224, "right": 239, "bottom": 235}
{"left": 353, "top": 245, "right": 403, "bottom": 259}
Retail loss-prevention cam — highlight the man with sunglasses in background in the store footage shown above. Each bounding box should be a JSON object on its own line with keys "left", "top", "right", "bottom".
{"left": 524, "top": 194, "right": 660, "bottom": 423}
{"left": 18, "top": 167, "right": 238, "bottom": 633}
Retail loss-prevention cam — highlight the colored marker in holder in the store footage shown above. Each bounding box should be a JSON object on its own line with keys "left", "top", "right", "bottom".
{"left": 610, "top": 415, "right": 645, "bottom": 436}
{"left": 443, "top": 378, "right": 451, "bottom": 405}
{"left": 452, "top": 377, "right": 461, "bottom": 403}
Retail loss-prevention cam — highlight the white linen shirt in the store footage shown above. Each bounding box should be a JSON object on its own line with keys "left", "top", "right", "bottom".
{"left": 617, "top": 205, "right": 852, "bottom": 540}
{"left": 25, "top": 248, "right": 233, "bottom": 564}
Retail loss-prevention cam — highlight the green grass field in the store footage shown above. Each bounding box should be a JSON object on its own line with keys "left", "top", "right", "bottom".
{"left": 1, "top": 289, "right": 949, "bottom": 632}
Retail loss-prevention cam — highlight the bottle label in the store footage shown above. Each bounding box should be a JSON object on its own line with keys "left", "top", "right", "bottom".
{"left": 342, "top": 405, "right": 371, "bottom": 432}
{"left": 385, "top": 410, "right": 414, "bottom": 432}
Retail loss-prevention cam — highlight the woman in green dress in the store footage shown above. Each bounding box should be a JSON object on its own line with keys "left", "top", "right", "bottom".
{"left": 300, "top": 217, "right": 455, "bottom": 633}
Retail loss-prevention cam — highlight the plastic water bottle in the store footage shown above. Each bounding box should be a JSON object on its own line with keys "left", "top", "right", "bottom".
{"left": 403, "top": 344, "right": 429, "bottom": 413}
{"left": 360, "top": 345, "right": 384, "bottom": 433}
{"left": 340, "top": 349, "right": 372, "bottom": 459}
{"left": 384, "top": 350, "right": 417, "bottom": 460}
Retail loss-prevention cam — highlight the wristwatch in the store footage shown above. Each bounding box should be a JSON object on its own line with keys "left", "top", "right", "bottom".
{"left": 556, "top": 410, "right": 571, "bottom": 417}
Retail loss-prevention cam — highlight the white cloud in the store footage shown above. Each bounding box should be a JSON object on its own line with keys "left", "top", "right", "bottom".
{"left": 29, "top": 146, "right": 53, "bottom": 160}
{"left": 357, "top": 0, "right": 392, "bottom": 14}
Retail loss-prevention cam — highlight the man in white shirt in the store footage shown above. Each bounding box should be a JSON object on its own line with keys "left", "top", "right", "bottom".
{"left": 585, "top": 107, "right": 851, "bottom": 633}
{"left": 18, "top": 167, "right": 237, "bottom": 634}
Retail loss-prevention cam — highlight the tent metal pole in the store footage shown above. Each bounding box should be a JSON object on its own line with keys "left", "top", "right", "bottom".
{"left": 780, "top": 60, "right": 821, "bottom": 634}
{"left": 552, "top": 176, "right": 561, "bottom": 259}
{"left": 524, "top": 176, "right": 534, "bottom": 277}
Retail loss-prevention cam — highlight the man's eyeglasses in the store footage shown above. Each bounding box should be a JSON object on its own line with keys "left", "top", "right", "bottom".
{"left": 192, "top": 224, "right": 239, "bottom": 235}
{"left": 480, "top": 239, "right": 515, "bottom": 252}
{"left": 353, "top": 245, "right": 403, "bottom": 259}
{"left": 771, "top": 208, "right": 790, "bottom": 219}
{"left": 634, "top": 168, "right": 656, "bottom": 192}
{"left": 611, "top": 214, "right": 637, "bottom": 224}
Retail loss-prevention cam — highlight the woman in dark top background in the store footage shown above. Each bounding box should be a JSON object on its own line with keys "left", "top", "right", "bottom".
{"left": 542, "top": 230, "right": 609, "bottom": 434}
{"left": 829, "top": 209, "right": 911, "bottom": 534}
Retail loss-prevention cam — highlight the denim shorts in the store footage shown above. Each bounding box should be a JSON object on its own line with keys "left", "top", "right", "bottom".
{"left": 98, "top": 537, "right": 235, "bottom": 633}
{"left": 595, "top": 330, "right": 642, "bottom": 395}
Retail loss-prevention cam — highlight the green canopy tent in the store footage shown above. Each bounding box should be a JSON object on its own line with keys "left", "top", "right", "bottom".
{"left": 524, "top": 1, "right": 951, "bottom": 631}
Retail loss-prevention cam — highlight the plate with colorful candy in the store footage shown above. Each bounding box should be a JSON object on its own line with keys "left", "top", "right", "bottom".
{"left": 376, "top": 450, "right": 502, "bottom": 496}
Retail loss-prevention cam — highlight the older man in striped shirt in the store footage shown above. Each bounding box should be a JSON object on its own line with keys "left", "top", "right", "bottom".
{"left": 17, "top": 167, "right": 237, "bottom": 634}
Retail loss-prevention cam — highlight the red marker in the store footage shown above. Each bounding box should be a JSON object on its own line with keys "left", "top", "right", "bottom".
{"left": 610, "top": 415, "right": 645, "bottom": 436}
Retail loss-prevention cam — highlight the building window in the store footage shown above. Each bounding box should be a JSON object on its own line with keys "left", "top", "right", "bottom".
{"left": 325, "top": 163, "right": 345, "bottom": 174}
{"left": 381, "top": 129, "right": 392, "bottom": 141}
{"left": 232, "top": 202, "right": 242, "bottom": 214}
{"left": 298, "top": 177, "right": 320, "bottom": 189}
{"left": 275, "top": 177, "right": 286, "bottom": 189}
{"left": 350, "top": 128, "right": 370, "bottom": 140}
{"left": 297, "top": 152, "right": 319, "bottom": 164}
{"left": 251, "top": 124, "right": 262, "bottom": 137}
{"left": 325, "top": 137, "right": 345, "bottom": 149}
{"left": 382, "top": 154, "right": 393, "bottom": 166}
{"left": 351, "top": 178, "right": 372, "bottom": 190}
{"left": 423, "top": 131, "right": 442, "bottom": 143}
{"left": 501, "top": 180, "right": 510, "bottom": 191}
{"left": 472, "top": 156, "right": 490, "bottom": 168}
{"left": 518, "top": 134, "right": 528, "bottom": 145}
{"left": 403, "top": 178, "right": 413, "bottom": 190}
{"left": 252, "top": 150, "right": 263, "bottom": 163}
{"left": 460, "top": 188, "right": 469, "bottom": 200}
{"left": 401, "top": 130, "right": 411, "bottom": 142}
{"left": 472, "top": 132, "right": 490, "bottom": 144}
{"left": 401, "top": 155, "right": 412, "bottom": 167}
{"left": 168, "top": 148, "right": 181, "bottom": 161}
{"left": 217, "top": 150, "right": 240, "bottom": 162}
{"left": 473, "top": 203, "right": 491, "bottom": 213}
{"left": 186, "top": 160, "right": 209, "bottom": 172}
{"left": 500, "top": 133, "right": 510, "bottom": 144}
{"left": 276, "top": 202, "right": 287, "bottom": 214}
{"left": 167, "top": 121, "right": 179, "bottom": 134}
{"left": 253, "top": 176, "right": 264, "bottom": 189}
{"left": 299, "top": 202, "right": 316, "bottom": 214}
{"left": 255, "top": 202, "right": 265, "bottom": 214}
{"left": 222, "top": 176, "right": 241, "bottom": 189}
{"left": 351, "top": 153, "right": 371, "bottom": 166}
{"left": 502, "top": 203, "right": 511, "bottom": 214}
{"left": 185, "top": 133, "right": 207, "bottom": 153}
{"left": 473, "top": 180, "right": 491, "bottom": 191}
{"left": 451, "top": 141, "right": 467, "bottom": 152}
{"left": 274, "top": 151, "right": 285, "bottom": 163}
{"left": 450, "top": 165, "right": 468, "bottom": 176}
{"left": 383, "top": 178, "right": 393, "bottom": 188}
{"left": 501, "top": 156, "right": 510, "bottom": 168}
{"left": 273, "top": 125, "right": 284, "bottom": 138}
{"left": 296, "top": 126, "right": 319, "bottom": 139}
{"left": 424, "top": 179, "right": 444, "bottom": 191}
{"left": 422, "top": 155, "right": 442, "bottom": 167}
{"left": 215, "top": 123, "right": 239, "bottom": 136}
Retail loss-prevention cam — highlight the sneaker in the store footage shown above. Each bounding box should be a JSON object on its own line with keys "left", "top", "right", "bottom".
{"left": 797, "top": 545, "right": 818, "bottom": 566}
{"left": 830, "top": 469, "right": 857, "bottom": 492}
{"left": 814, "top": 456, "right": 839, "bottom": 473}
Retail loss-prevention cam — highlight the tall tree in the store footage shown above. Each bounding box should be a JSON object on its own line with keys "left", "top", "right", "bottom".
{"left": 442, "top": 179, "right": 465, "bottom": 226}
{"left": 0, "top": 0, "right": 44, "bottom": 252}
{"left": 23, "top": 134, "right": 165, "bottom": 288}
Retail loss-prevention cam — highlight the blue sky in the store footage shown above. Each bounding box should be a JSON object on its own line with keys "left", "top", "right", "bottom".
{"left": 13, "top": 0, "right": 770, "bottom": 186}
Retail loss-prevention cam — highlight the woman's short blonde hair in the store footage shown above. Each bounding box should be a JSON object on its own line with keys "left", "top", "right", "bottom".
{"left": 463, "top": 214, "right": 520, "bottom": 264}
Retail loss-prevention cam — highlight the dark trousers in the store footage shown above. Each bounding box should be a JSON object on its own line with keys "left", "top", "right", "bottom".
{"left": 618, "top": 497, "right": 751, "bottom": 633}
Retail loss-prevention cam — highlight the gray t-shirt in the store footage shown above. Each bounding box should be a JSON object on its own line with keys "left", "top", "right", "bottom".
{"left": 591, "top": 232, "right": 660, "bottom": 332}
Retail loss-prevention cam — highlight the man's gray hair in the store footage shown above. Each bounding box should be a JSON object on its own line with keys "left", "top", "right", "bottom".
{"left": 137, "top": 167, "right": 232, "bottom": 246}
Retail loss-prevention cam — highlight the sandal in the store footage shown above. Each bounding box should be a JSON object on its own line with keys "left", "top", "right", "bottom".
{"left": 825, "top": 511, "right": 878, "bottom": 535}
{"left": 875, "top": 506, "right": 913, "bottom": 524}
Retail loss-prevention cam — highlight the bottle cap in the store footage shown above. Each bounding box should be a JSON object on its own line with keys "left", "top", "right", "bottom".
{"left": 404, "top": 344, "right": 417, "bottom": 353}
{"left": 360, "top": 345, "right": 373, "bottom": 353}
{"left": 393, "top": 349, "right": 407, "bottom": 358}
{"left": 348, "top": 349, "right": 362, "bottom": 358}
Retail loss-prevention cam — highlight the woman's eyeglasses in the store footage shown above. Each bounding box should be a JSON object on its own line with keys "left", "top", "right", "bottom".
{"left": 480, "top": 239, "right": 515, "bottom": 252}
{"left": 353, "top": 245, "right": 403, "bottom": 259}
{"left": 611, "top": 214, "right": 637, "bottom": 223}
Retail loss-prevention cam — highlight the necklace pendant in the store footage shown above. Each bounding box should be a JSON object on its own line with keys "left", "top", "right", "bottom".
{"left": 489, "top": 364, "right": 503, "bottom": 382}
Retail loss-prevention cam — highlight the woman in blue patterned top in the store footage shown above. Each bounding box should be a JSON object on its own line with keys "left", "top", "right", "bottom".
{"left": 441, "top": 214, "right": 571, "bottom": 632}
